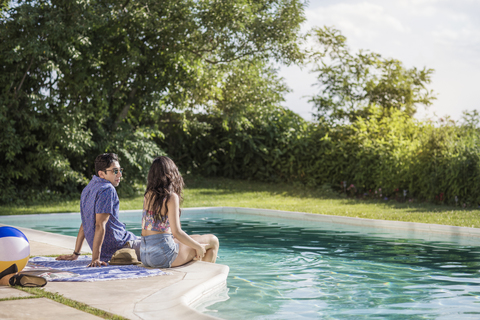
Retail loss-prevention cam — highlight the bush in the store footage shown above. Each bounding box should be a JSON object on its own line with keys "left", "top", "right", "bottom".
{"left": 159, "top": 106, "right": 480, "bottom": 206}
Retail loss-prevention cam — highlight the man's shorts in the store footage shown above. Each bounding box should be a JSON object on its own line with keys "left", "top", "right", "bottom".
{"left": 124, "top": 236, "right": 142, "bottom": 261}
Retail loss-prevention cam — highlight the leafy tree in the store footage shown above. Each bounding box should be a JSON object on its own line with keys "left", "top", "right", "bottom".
{"left": 158, "top": 105, "right": 307, "bottom": 180}
{"left": 0, "top": 0, "right": 306, "bottom": 202}
{"left": 308, "top": 27, "right": 436, "bottom": 123}
{"left": 461, "top": 109, "right": 480, "bottom": 128}
{"left": 157, "top": 55, "right": 297, "bottom": 178}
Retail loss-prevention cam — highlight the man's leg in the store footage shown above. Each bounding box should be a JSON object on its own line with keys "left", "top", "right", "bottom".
{"left": 125, "top": 237, "right": 142, "bottom": 261}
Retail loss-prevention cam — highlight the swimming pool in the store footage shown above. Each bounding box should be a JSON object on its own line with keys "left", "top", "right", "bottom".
{"left": 2, "top": 209, "right": 480, "bottom": 319}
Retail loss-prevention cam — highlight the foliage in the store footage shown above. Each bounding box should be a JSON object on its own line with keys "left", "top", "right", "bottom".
{"left": 160, "top": 104, "right": 480, "bottom": 207}
{"left": 3, "top": 0, "right": 478, "bottom": 210}
{"left": 0, "top": 0, "right": 305, "bottom": 203}
{"left": 159, "top": 104, "right": 307, "bottom": 181}
{"left": 308, "top": 27, "right": 436, "bottom": 122}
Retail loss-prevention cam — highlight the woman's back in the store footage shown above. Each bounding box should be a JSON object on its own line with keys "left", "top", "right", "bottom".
{"left": 141, "top": 192, "right": 172, "bottom": 236}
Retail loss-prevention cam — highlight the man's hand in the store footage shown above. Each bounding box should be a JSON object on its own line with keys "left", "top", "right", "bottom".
{"left": 56, "top": 254, "right": 79, "bottom": 261}
{"left": 87, "top": 259, "right": 108, "bottom": 267}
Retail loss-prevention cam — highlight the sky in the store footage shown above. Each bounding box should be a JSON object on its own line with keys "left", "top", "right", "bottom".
{"left": 279, "top": 0, "right": 480, "bottom": 122}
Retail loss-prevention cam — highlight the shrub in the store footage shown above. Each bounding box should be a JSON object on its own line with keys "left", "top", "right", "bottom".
{"left": 159, "top": 106, "right": 480, "bottom": 206}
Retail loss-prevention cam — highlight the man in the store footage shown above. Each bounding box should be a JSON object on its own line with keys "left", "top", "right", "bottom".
{"left": 56, "top": 153, "right": 140, "bottom": 267}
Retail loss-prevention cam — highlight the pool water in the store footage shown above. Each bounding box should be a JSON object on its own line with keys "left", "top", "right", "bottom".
{"left": 2, "top": 211, "right": 480, "bottom": 319}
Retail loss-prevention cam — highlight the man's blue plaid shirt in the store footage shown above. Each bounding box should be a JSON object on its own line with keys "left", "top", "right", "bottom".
{"left": 80, "top": 175, "right": 136, "bottom": 261}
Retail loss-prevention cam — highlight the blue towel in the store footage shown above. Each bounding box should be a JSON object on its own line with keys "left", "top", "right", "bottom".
{"left": 25, "top": 256, "right": 170, "bottom": 282}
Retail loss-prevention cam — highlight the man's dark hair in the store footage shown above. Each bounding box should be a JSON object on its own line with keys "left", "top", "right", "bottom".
{"left": 94, "top": 153, "right": 119, "bottom": 175}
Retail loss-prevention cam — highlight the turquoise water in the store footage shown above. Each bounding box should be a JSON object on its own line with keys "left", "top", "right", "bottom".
{"left": 2, "top": 211, "right": 480, "bottom": 319}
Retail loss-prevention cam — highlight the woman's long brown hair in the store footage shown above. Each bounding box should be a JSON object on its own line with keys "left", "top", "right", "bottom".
{"left": 144, "top": 156, "right": 184, "bottom": 222}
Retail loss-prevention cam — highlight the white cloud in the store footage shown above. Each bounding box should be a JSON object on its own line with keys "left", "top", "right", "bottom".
{"left": 402, "top": 0, "right": 441, "bottom": 4}
{"left": 433, "top": 27, "right": 477, "bottom": 45}
{"left": 305, "top": 2, "right": 408, "bottom": 40}
{"left": 397, "top": 0, "right": 440, "bottom": 15}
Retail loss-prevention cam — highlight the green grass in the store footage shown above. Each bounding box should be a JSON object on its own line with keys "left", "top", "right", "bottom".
{"left": 1, "top": 176, "right": 479, "bottom": 227}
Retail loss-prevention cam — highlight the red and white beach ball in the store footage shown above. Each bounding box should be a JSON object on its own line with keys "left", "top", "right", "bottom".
{"left": 0, "top": 226, "right": 30, "bottom": 273}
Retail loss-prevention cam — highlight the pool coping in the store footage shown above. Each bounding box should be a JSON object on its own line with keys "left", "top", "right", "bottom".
{"left": 0, "top": 218, "right": 231, "bottom": 319}
{"left": 198, "top": 206, "right": 480, "bottom": 233}
{"left": 2, "top": 206, "right": 480, "bottom": 319}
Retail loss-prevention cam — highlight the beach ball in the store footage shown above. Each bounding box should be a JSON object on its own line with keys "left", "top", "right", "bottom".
{"left": 0, "top": 226, "right": 30, "bottom": 274}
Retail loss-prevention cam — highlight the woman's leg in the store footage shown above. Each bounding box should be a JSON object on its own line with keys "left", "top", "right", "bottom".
{"left": 190, "top": 234, "right": 219, "bottom": 263}
{"left": 171, "top": 234, "right": 220, "bottom": 266}
{"left": 171, "top": 242, "right": 196, "bottom": 267}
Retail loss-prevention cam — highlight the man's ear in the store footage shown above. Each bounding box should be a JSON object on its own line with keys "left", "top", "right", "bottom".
{"left": 98, "top": 170, "right": 106, "bottom": 179}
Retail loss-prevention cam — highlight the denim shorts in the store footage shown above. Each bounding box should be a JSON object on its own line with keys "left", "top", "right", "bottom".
{"left": 140, "top": 233, "right": 179, "bottom": 268}
{"left": 123, "top": 237, "right": 142, "bottom": 261}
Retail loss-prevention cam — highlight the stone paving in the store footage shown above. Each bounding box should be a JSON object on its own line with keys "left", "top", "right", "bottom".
{"left": 0, "top": 226, "right": 228, "bottom": 320}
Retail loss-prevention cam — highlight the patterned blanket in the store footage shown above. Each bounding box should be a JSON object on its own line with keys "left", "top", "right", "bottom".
{"left": 23, "top": 256, "right": 170, "bottom": 282}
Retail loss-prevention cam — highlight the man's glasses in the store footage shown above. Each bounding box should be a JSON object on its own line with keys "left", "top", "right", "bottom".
{"left": 105, "top": 168, "right": 124, "bottom": 175}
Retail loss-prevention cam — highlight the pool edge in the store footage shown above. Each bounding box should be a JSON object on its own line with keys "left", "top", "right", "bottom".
{"left": 180, "top": 206, "right": 480, "bottom": 238}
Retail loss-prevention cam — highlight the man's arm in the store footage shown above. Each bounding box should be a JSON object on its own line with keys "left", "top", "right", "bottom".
{"left": 88, "top": 213, "right": 110, "bottom": 267}
{"left": 56, "top": 224, "right": 86, "bottom": 261}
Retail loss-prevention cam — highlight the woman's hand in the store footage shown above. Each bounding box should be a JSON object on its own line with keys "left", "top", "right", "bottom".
{"left": 195, "top": 244, "right": 207, "bottom": 260}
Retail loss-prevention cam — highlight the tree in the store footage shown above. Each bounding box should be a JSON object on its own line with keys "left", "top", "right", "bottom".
{"left": 0, "top": 0, "right": 306, "bottom": 202}
{"left": 308, "top": 27, "right": 436, "bottom": 123}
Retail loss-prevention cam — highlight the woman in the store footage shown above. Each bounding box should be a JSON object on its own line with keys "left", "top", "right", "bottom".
{"left": 140, "top": 156, "right": 219, "bottom": 268}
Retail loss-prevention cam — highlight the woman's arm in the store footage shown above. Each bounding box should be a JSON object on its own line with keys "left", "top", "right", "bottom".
{"left": 168, "top": 194, "right": 206, "bottom": 259}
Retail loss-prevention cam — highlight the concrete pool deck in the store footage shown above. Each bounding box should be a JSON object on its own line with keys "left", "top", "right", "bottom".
{"left": 2, "top": 206, "right": 480, "bottom": 319}
{"left": 0, "top": 224, "right": 229, "bottom": 320}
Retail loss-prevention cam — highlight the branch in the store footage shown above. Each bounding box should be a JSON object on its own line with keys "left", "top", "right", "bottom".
{"left": 8, "top": 56, "right": 35, "bottom": 109}
{"left": 187, "top": 47, "right": 270, "bottom": 65}
{"left": 122, "top": 0, "right": 130, "bottom": 11}
{"left": 14, "top": 56, "right": 35, "bottom": 99}
{"left": 108, "top": 78, "right": 128, "bottom": 105}
{"left": 112, "top": 87, "right": 137, "bottom": 131}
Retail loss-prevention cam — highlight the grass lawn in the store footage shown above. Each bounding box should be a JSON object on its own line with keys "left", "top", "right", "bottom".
{"left": 1, "top": 176, "right": 479, "bottom": 228}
